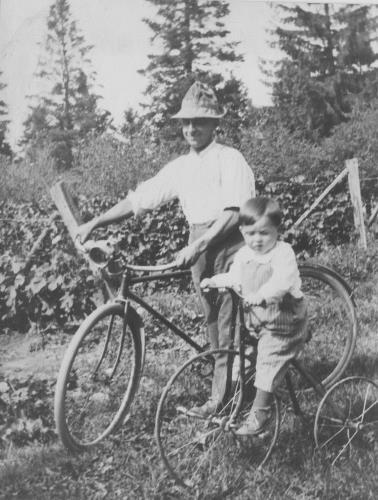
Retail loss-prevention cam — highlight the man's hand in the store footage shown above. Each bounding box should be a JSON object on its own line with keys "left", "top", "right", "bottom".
{"left": 175, "top": 240, "right": 206, "bottom": 268}
{"left": 244, "top": 292, "right": 265, "bottom": 307}
{"left": 200, "top": 278, "right": 217, "bottom": 290}
{"left": 75, "top": 219, "right": 98, "bottom": 244}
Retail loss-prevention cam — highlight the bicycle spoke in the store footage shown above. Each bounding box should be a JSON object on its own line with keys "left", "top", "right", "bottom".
{"left": 190, "top": 429, "right": 224, "bottom": 483}
{"left": 167, "top": 424, "right": 219, "bottom": 458}
{"left": 93, "top": 314, "right": 115, "bottom": 376}
{"left": 332, "top": 427, "right": 360, "bottom": 465}
{"left": 109, "top": 312, "right": 128, "bottom": 379}
{"left": 319, "top": 423, "right": 348, "bottom": 449}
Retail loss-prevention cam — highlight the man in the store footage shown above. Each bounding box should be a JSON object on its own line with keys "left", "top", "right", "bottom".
{"left": 77, "top": 81, "right": 255, "bottom": 416}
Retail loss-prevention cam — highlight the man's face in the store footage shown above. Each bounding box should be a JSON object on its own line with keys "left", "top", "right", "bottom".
{"left": 181, "top": 118, "right": 218, "bottom": 152}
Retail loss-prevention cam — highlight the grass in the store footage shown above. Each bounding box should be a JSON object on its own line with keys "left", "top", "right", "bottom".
{"left": 1, "top": 244, "right": 378, "bottom": 499}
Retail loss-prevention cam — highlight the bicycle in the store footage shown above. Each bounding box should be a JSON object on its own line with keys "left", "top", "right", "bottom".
{"left": 154, "top": 286, "right": 360, "bottom": 495}
{"left": 54, "top": 238, "right": 357, "bottom": 453}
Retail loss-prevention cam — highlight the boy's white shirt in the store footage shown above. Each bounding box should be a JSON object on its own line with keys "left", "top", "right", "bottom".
{"left": 127, "top": 141, "right": 255, "bottom": 224}
{"left": 211, "top": 241, "right": 303, "bottom": 303}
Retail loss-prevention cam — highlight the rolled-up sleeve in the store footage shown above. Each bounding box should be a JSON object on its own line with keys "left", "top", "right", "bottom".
{"left": 220, "top": 150, "right": 255, "bottom": 210}
{"left": 128, "top": 161, "right": 179, "bottom": 216}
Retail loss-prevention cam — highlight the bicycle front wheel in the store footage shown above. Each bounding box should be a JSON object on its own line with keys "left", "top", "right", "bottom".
{"left": 297, "top": 265, "right": 357, "bottom": 390}
{"left": 155, "top": 349, "right": 280, "bottom": 495}
{"left": 54, "top": 302, "right": 143, "bottom": 451}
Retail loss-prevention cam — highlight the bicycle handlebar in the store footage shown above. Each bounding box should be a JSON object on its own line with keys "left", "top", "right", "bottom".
{"left": 75, "top": 238, "right": 180, "bottom": 272}
{"left": 126, "top": 262, "right": 180, "bottom": 272}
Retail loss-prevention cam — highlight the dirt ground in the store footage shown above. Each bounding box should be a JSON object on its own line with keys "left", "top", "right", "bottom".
{"left": 0, "top": 330, "right": 70, "bottom": 381}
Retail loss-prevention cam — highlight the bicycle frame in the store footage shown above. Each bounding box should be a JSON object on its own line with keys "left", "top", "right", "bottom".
{"left": 106, "top": 266, "right": 203, "bottom": 354}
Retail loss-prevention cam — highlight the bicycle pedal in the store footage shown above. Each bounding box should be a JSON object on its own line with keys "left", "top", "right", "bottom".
{"left": 234, "top": 428, "right": 270, "bottom": 440}
{"left": 177, "top": 405, "right": 190, "bottom": 416}
{"left": 177, "top": 405, "right": 204, "bottom": 419}
{"left": 256, "top": 430, "right": 269, "bottom": 439}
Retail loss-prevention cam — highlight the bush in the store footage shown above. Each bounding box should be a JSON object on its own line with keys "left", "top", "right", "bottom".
{"left": 259, "top": 176, "right": 354, "bottom": 256}
{"left": 240, "top": 122, "right": 327, "bottom": 181}
{"left": 1, "top": 118, "right": 375, "bottom": 332}
{"left": 0, "top": 171, "right": 362, "bottom": 333}
{"left": 322, "top": 101, "right": 378, "bottom": 178}
{"left": 67, "top": 132, "right": 187, "bottom": 199}
{"left": 0, "top": 147, "right": 56, "bottom": 205}
{"left": 0, "top": 201, "right": 98, "bottom": 332}
{"left": 0, "top": 377, "right": 56, "bottom": 448}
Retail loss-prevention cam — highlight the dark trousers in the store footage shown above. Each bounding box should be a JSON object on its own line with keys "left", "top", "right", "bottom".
{"left": 190, "top": 222, "right": 243, "bottom": 402}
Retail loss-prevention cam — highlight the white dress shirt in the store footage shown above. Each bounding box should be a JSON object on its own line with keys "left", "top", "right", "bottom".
{"left": 211, "top": 241, "right": 303, "bottom": 303}
{"left": 128, "top": 141, "right": 255, "bottom": 225}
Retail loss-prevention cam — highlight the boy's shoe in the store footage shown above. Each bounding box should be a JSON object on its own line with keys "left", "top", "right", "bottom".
{"left": 235, "top": 407, "right": 271, "bottom": 436}
{"left": 187, "top": 399, "right": 220, "bottom": 418}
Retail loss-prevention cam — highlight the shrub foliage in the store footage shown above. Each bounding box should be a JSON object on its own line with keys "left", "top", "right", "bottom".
{"left": 0, "top": 173, "right": 364, "bottom": 333}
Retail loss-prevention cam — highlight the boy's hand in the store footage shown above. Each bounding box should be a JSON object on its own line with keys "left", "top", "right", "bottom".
{"left": 244, "top": 292, "right": 265, "bottom": 307}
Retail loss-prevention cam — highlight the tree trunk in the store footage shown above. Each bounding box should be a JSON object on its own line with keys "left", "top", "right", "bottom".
{"left": 324, "top": 3, "right": 336, "bottom": 76}
{"left": 183, "top": 0, "right": 194, "bottom": 75}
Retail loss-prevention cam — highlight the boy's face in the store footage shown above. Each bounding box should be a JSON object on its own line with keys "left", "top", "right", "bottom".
{"left": 240, "top": 216, "right": 278, "bottom": 255}
{"left": 181, "top": 118, "right": 217, "bottom": 152}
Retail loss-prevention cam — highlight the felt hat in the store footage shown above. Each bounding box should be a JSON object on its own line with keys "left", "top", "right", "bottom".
{"left": 172, "top": 82, "right": 226, "bottom": 119}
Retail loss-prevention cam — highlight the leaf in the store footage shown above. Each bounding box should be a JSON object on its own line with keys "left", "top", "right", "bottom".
{"left": 14, "top": 274, "right": 25, "bottom": 288}
{"left": 0, "top": 381, "right": 9, "bottom": 393}
{"left": 6, "top": 286, "right": 17, "bottom": 309}
{"left": 11, "top": 261, "right": 24, "bottom": 274}
{"left": 52, "top": 235, "right": 62, "bottom": 245}
{"left": 29, "top": 275, "right": 47, "bottom": 295}
{"left": 60, "top": 293, "right": 74, "bottom": 311}
{"left": 47, "top": 275, "right": 63, "bottom": 291}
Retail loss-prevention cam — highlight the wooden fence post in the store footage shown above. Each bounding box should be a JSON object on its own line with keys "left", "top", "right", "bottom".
{"left": 50, "top": 181, "right": 83, "bottom": 242}
{"left": 346, "top": 158, "right": 367, "bottom": 250}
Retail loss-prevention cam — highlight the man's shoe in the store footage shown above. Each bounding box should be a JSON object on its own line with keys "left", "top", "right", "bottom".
{"left": 235, "top": 407, "right": 271, "bottom": 436}
{"left": 187, "top": 399, "right": 220, "bottom": 418}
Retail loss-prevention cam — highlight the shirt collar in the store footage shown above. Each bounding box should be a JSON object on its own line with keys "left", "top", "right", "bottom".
{"left": 189, "top": 140, "right": 218, "bottom": 158}
{"left": 242, "top": 243, "right": 278, "bottom": 263}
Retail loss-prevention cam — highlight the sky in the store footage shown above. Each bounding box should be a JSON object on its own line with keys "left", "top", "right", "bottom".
{"left": 0, "top": 0, "right": 374, "bottom": 148}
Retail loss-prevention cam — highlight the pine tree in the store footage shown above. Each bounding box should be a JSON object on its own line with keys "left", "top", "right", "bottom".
{"left": 0, "top": 71, "right": 12, "bottom": 157}
{"left": 335, "top": 5, "right": 378, "bottom": 101}
{"left": 23, "top": 0, "right": 110, "bottom": 169}
{"left": 267, "top": 3, "right": 378, "bottom": 139}
{"left": 139, "top": 0, "right": 247, "bottom": 141}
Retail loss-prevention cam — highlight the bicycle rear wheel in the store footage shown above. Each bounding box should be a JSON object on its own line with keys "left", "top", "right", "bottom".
{"left": 155, "top": 349, "right": 280, "bottom": 495}
{"left": 54, "top": 302, "right": 143, "bottom": 451}
{"left": 295, "top": 265, "right": 357, "bottom": 391}
{"left": 314, "top": 376, "right": 378, "bottom": 465}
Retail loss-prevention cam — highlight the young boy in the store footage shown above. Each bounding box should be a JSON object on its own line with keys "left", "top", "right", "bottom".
{"left": 200, "top": 197, "right": 308, "bottom": 435}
